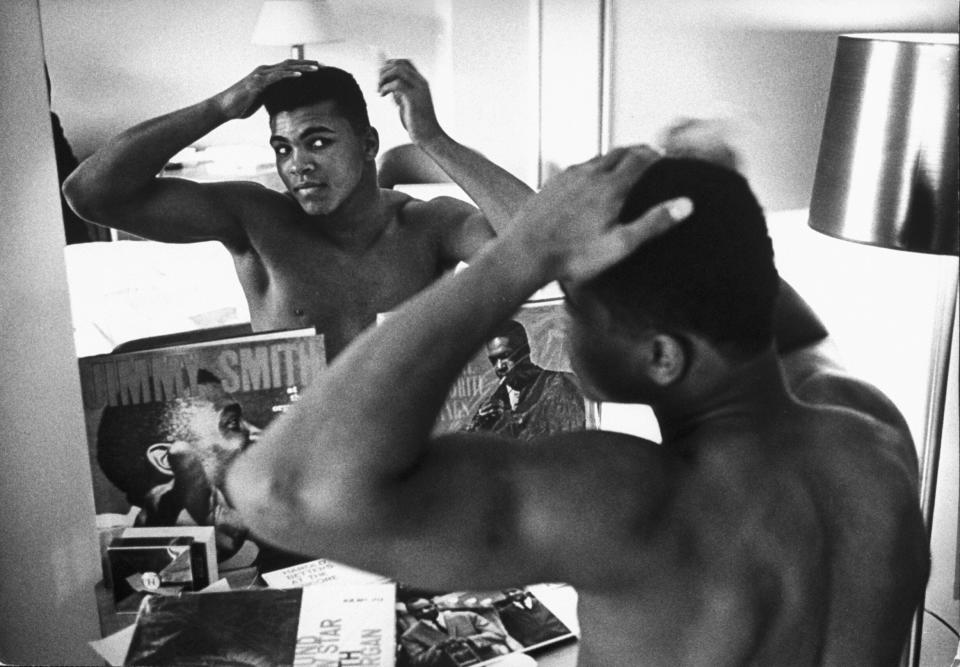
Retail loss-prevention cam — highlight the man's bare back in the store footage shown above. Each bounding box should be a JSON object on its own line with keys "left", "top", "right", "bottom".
{"left": 566, "top": 393, "right": 925, "bottom": 665}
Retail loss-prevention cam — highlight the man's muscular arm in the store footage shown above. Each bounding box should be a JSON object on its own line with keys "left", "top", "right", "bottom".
{"left": 62, "top": 60, "right": 318, "bottom": 245}
{"left": 378, "top": 59, "right": 534, "bottom": 236}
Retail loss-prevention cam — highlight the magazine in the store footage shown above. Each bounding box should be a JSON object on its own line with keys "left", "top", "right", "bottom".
{"left": 77, "top": 327, "right": 326, "bottom": 571}
{"left": 123, "top": 583, "right": 396, "bottom": 666}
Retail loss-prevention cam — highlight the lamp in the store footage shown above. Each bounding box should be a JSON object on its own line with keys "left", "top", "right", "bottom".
{"left": 251, "top": 0, "right": 338, "bottom": 59}
{"left": 807, "top": 32, "right": 958, "bottom": 667}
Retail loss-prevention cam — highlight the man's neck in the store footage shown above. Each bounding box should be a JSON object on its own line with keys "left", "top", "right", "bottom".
{"left": 653, "top": 348, "right": 793, "bottom": 446}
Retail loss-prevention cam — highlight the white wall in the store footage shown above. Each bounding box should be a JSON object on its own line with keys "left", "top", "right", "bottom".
{"left": 538, "top": 0, "right": 604, "bottom": 182}
{"left": 0, "top": 1, "right": 101, "bottom": 664}
{"left": 448, "top": 0, "right": 539, "bottom": 186}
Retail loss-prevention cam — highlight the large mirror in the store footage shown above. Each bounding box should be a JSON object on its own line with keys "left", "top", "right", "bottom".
{"left": 40, "top": 0, "right": 580, "bottom": 581}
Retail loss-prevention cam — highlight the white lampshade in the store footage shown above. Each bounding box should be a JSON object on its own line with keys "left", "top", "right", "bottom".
{"left": 251, "top": 0, "right": 335, "bottom": 52}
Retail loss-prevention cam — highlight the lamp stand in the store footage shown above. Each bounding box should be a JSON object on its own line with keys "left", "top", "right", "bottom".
{"left": 908, "top": 267, "right": 960, "bottom": 667}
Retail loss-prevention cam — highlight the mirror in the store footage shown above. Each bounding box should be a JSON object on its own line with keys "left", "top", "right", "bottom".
{"left": 40, "top": 0, "right": 559, "bottom": 569}
{"left": 41, "top": 0, "right": 542, "bottom": 358}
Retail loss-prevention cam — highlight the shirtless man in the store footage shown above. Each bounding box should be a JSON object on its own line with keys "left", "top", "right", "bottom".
{"left": 227, "top": 150, "right": 929, "bottom": 665}
{"left": 63, "top": 59, "right": 532, "bottom": 359}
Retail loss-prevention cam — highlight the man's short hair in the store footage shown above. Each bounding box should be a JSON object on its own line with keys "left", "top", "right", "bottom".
{"left": 262, "top": 66, "right": 370, "bottom": 133}
{"left": 583, "top": 157, "right": 779, "bottom": 360}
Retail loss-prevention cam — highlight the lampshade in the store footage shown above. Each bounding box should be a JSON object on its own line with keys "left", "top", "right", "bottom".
{"left": 251, "top": 0, "right": 335, "bottom": 54}
{"left": 808, "top": 33, "right": 959, "bottom": 256}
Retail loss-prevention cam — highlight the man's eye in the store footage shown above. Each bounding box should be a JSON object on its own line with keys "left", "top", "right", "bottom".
{"left": 219, "top": 404, "right": 244, "bottom": 432}
{"left": 311, "top": 138, "right": 330, "bottom": 149}
{"left": 273, "top": 145, "right": 290, "bottom": 157}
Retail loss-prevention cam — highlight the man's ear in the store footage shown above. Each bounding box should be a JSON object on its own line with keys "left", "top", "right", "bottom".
{"left": 647, "top": 334, "right": 687, "bottom": 386}
{"left": 364, "top": 126, "right": 380, "bottom": 161}
{"left": 145, "top": 443, "right": 174, "bottom": 476}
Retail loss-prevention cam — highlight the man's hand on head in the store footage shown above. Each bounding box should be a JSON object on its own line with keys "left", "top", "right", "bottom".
{"left": 213, "top": 59, "right": 320, "bottom": 120}
{"left": 377, "top": 59, "right": 443, "bottom": 145}
{"left": 503, "top": 145, "right": 694, "bottom": 284}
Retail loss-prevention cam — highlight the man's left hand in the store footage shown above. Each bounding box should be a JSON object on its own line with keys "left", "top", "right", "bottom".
{"left": 378, "top": 59, "right": 443, "bottom": 144}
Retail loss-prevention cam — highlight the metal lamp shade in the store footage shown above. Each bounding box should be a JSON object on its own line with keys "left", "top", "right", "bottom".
{"left": 809, "top": 33, "right": 959, "bottom": 256}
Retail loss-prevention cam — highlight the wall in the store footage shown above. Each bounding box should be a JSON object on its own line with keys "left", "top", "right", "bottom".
{"left": 447, "top": 0, "right": 539, "bottom": 186}
{"left": 0, "top": 1, "right": 101, "bottom": 664}
{"left": 538, "top": 0, "right": 604, "bottom": 182}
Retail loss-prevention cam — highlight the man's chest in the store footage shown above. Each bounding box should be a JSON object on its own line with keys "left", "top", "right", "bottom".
{"left": 236, "top": 227, "right": 447, "bottom": 355}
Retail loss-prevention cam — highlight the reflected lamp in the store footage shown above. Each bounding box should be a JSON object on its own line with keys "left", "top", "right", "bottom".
{"left": 251, "top": 0, "right": 337, "bottom": 59}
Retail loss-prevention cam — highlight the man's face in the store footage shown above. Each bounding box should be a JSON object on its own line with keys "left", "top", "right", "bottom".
{"left": 269, "top": 100, "right": 377, "bottom": 216}
{"left": 146, "top": 383, "right": 261, "bottom": 556}
{"left": 159, "top": 382, "right": 262, "bottom": 529}
{"left": 171, "top": 384, "right": 262, "bottom": 486}
{"left": 486, "top": 336, "right": 521, "bottom": 381}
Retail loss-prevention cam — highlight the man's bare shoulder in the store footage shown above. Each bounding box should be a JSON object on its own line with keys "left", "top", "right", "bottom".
{"left": 196, "top": 180, "right": 302, "bottom": 248}
{"left": 385, "top": 188, "right": 477, "bottom": 228}
{"left": 781, "top": 338, "right": 913, "bottom": 446}
{"left": 801, "top": 394, "right": 920, "bottom": 502}
{"left": 788, "top": 363, "right": 918, "bottom": 491}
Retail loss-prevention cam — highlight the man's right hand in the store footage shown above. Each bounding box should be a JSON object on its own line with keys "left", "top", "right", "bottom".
{"left": 504, "top": 146, "right": 693, "bottom": 284}
{"left": 213, "top": 60, "right": 320, "bottom": 120}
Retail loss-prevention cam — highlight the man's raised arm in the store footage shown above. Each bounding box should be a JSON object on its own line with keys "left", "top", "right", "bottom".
{"left": 225, "top": 148, "right": 691, "bottom": 582}
{"left": 62, "top": 60, "right": 318, "bottom": 244}
{"left": 378, "top": 59, "right": 534, "bottom": 233}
